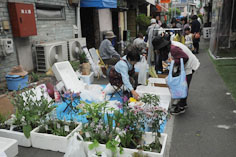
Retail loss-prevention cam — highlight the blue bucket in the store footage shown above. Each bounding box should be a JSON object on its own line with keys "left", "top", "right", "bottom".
{"left": 5, "top": 74, "right": 28, "bottom": 91}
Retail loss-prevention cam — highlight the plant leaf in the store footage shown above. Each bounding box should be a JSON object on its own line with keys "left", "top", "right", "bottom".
{"left": 23, "top": 125, "right": 32, "bottom": 138}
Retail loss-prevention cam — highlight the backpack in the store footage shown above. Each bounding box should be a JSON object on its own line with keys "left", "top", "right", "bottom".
{"left": 108, "top": 59, "right": 134, "bottom": 88}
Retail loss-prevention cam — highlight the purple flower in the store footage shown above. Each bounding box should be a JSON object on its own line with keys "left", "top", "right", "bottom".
{"left": 117, "top": 103, "right": 123, "bottom": 109}
{"left": 122, "top": 96, "right": 128, "bottom": 103}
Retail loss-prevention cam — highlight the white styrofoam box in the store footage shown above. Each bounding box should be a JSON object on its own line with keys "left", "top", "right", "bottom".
{"left": 52, "top": 61, "right": 85, "bottom": 93}
{"left": 31, "top": 123, "right": 81, "bottom": 153}
{"left": 203, "top": 27, "right": 211, "bottom": 39}
{"left": 79, "top": 72, "right": 94, "bottom": 84}
{"left": 0, "top": 137, "right": 18, "bottom": 157}
{"left": 84, "top": 133, "right": 167, "bottom": 157}
{"left": 148, "top": 78, "right": 167, "bottom": 86}
{"left": 136, "top": 85, "right": 171, "bottom": 109}
{"left": 0, "top": 129, "right": 31, "bottom": 147}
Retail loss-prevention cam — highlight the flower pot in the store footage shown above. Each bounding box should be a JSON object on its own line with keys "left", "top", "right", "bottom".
{"left": 83, "top": 133, "right": 167, "bottom": 157}
{"left": 30, "top": 123, "right": 82, "bottom": 153}
{"left": 0, "top": 128, "right": 31, "bottom": 147}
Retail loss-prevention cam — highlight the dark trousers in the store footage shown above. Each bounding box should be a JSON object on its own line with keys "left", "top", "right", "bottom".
{"left": 103, "top": 57, "right": 120, "bottom": 65}
{"left": 154, "top": 53, "right": 163, "bottom": 73}
{"left": 178, "top": 71, "right": 194, "bottom": 107}
{"left": 193, "top": 39, "right": 200, "bottom": 53}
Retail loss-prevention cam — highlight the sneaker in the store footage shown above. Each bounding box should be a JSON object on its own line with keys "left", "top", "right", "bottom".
{"left": 170, "top": 107, "right": 186, "bottom": 115}
{"left": 172, "top": 103, "right": 188, "bottom": 109}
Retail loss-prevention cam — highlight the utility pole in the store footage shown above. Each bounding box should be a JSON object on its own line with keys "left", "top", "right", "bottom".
{"left": 174, "top": 0, "right": 176, "bottom": 17}
{"left": 187, "top": 0, "right": 189, "bottom": 21}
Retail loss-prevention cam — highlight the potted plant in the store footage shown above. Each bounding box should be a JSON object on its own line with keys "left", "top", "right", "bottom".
{"left": 74, "top": 94, "right": 169, "bottom": 157}
{"left": 30, "top": 90, "right": 82, "bottom": 152}
{"left": 31, "top": 117, "right": 81, "bottom": 153}
{"left": 79, "top": 51, "right": 90, "bottom": 75}
{"left": 0, "top": 85, "right": 55, "bottom": 147}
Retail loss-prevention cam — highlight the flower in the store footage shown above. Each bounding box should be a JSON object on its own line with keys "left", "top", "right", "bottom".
{"left": 122, "top": 96, "right": 128, "bottom": 103}
{"left": 129, "top": 97, "right": 137, "bottom": 102}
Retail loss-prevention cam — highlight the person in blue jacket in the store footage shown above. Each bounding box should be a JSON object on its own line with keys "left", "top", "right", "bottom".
{"left": 111, "top": 46, "right": 141, "bottom": 100}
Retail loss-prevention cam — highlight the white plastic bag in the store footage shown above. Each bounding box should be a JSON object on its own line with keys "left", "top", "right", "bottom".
{"left": 64, "top": 133, "right": 87, "bottom": 157}
{"left": 103, "top": 83, "right": 115, "bottom": 95}
{"left": 138, "top": 56, "right": 148, "bottom": 85}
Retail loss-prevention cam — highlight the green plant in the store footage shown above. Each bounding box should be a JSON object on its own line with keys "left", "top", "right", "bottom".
{"left": 136, "top": 14, "right": 151, "bottom": 27}
{"left": 70, "top": 60, "right": 80, "bottom": 71}
{"left": 168, "top": 8, "right": 181, "bottom": 16}
{"left": 9, "top": 86, "right": 56, "bottom": 138}
{"left": 31, "top": 72, "right": 39, "bottom": 82}
{"left": 79, "top": 51, "right": 88, "bottom": 64}
{"left": 76, "top": 94, "right": 169, "bottom": 154}
{"left": 38, "top": 119, "right": 78, "bottom": 137}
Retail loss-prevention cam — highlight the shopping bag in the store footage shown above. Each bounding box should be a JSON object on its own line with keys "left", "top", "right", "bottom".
{"left": 64, "top": 133, "right": 88, "bottom": 157}
{"left": 138, "top": 56, "right": 148, "bottom": 85}
{"left": 167, "top": 58, "right": 188, "bottom": 99}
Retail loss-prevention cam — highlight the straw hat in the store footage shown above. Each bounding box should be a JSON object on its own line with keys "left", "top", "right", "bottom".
{"left": 8, "top": 65, "right": 28, "bottom": 76}
{"left": 105, "top": 31, "right": 116, "bottom": 39}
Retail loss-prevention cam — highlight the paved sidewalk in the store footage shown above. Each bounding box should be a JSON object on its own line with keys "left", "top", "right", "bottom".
{"left": 169, "top": 40, "right": 236, "bottom": 157}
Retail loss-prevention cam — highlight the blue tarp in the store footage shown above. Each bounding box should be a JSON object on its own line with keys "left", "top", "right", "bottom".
{"left": 80, "top": 0, "right": 117, "bottom": 8}
{"left": 54, "top": 85, "right": 167, "bottom": 133}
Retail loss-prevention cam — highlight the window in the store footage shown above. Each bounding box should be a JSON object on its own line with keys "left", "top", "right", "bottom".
{"left": 36, "top": 3, "right": 66, "bottom": 20}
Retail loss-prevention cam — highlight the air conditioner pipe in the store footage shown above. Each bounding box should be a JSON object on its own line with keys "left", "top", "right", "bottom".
{"left": 76, "top": 0, "right": 82, "bottom": 38}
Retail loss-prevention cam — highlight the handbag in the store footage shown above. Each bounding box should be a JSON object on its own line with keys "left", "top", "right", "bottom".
{"left": 167, "top": 58, "right": 188, "bottom": 99}
{"left": 194, "top": 32, "right": 201, "bottom": 39}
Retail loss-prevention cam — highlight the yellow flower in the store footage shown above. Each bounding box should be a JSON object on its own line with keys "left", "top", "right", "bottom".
{"left": 129, "top": 97, "right": 137, "bottom": 102}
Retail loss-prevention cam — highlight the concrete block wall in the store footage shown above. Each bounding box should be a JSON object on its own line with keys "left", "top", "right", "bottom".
{"left": 0, "top": 0, "right": 77, "bottom": 82}
{"left": 0, "top": 1, "right": 18, "bottom": 82}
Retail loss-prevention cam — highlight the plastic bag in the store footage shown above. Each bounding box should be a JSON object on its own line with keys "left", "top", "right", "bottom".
{"left": 64, "top": 133, "right": 87, "bottom": 157}
{"left": 167, "top": 58, "right": 188, "bottom": 99}
{"left": 103, "top": 83, "right": 116, "bottom": 95}
{"left": 138, "top": 56, "right": 148, "bottom": 85}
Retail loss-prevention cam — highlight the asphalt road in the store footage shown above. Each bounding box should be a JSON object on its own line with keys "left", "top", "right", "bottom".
{"left": 169, "top": 40, "right": 236, "bottom": 157}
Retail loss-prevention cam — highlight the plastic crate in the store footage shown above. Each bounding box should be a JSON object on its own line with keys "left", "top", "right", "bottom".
{"left": 5, "top": 74, "right": 28, "bottom": 90}
{"left": 203, "top": 27, "right": 211, "bottom": 39}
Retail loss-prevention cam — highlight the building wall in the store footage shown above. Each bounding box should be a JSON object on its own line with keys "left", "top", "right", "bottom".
{"left": 0, "top": 0, "right": 77, "bottom": 82}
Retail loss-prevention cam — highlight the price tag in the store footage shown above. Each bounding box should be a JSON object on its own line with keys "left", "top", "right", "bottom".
{"left": 45, "top": 125, "right": 48, "bottom": 130}
{"left": 57, "top": 123, "right": 61, "bottom": 129}
{"left": 64, "top": 125, "right": 69, "bottom": 132}
{"left": 85, "top": 132, "right": 91, "bottom": 138}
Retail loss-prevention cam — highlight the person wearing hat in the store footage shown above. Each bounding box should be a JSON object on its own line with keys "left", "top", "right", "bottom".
{"left": 99, "top": 31, "right": 120, "bottom": 65}
{"left": 146, "top": 18, "right": 162, "bottom": 67}
{"left": 152, "top": 36, "right": 200, "bottom": 115}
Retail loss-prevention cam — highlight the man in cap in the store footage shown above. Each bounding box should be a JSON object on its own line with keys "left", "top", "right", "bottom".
{"left": 99, "top": 31, "right": 120, "bottom": 65}
{"left": 152, "top": 36, "right": 200, "bottom": 115}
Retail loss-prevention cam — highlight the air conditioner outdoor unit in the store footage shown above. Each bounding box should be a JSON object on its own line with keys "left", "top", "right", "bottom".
{"left": 35, "top": 41, "right": 67, "bottom": 72}
{"left": 67, "top": 38, "right": 86, "bottom": 61}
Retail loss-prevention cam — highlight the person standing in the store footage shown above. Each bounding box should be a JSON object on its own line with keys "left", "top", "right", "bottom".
{"left": 152, "top": 36, "right": 200, "bottom": 115}
{"left": 99, "top": 31, "right": 120, "bottom": 65}
{"left": 181, "top": 17, "right": 190, "bottom": 35}
{"left": 191, "top": 15, "right": 201, "bottom": 54}
{"left": 184, "top": 27, "right": 194, "bottom": 51}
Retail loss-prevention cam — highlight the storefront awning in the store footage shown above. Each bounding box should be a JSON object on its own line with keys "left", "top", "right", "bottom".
{"left": 80, "top": 0, "right": 117, "bottom": 8}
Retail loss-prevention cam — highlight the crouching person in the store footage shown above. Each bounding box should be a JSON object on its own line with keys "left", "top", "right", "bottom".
{"left": 109, "top": 46, "right": 140, "bottom": 100}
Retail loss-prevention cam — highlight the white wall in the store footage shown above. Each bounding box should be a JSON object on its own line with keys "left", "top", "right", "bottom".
{"left": 98, "top": 9, "right": 113, "bottom": 32}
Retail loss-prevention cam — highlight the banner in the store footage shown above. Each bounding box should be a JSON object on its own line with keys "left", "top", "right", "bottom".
{"left": 160, "top": 0, "right": 171, "bottom": 3}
